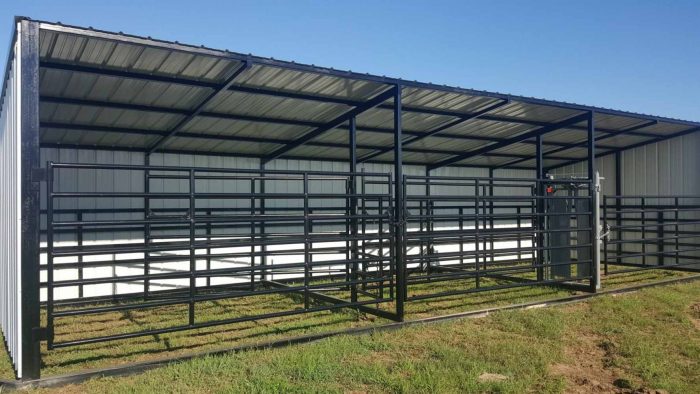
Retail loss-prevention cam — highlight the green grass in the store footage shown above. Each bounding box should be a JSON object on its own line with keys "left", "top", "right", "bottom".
{"left": 0, "top": 266, "right": 695, "bottom": 389}
{"left": 21, "top": 279, "right": 700, "bottom": 393}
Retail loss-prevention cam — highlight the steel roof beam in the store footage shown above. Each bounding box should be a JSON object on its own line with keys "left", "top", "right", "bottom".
{"left": 547, "top": 125, "right": 700, "bottom": 171}
{"left": 147, "top": 61, "right": 251, "bottom": 155}
{"left": 41, "top": 95, "right": 620, "bottom": 151}
{"left": 38, "top": 142, "right": 537, "bottom": 171}
{"left": 493, "top": 119, "right": 658, "bottom": 169}
{"left": 39, "top": 61, "right": 661, "bottom": 139}
{"left": 44, "top": 121, "right": 575, "bottom": 159}
{"left": 428, "top": 112, "right": 590, "bottom": 171}
{"left": 261, "top": 87, "right": 397, "bottom": 164}
{"left": 357, "top": 99, "right": 509, "bottom": 163}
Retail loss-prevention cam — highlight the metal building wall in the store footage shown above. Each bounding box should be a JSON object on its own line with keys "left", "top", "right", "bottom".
{"left": 551, "top": 132, "right": 700, "bottom": 267}
{"left": 0, "top": 30, "right": 23, "bottom": 378}
{"left": 550, "top": 133, "right": 700, "bottom": 196}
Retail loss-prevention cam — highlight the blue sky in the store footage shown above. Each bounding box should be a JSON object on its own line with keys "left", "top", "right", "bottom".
{"left": 2, "top": 0, "right": 699, "bottom": 120}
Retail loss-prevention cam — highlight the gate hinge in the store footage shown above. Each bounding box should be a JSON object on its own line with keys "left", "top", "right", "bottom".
{"left": 31, "top": 168, "right": 47, "bottom": 182}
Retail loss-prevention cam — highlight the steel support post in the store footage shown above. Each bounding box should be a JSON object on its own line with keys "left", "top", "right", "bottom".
{"left": 587, "top": 111, "right": 599, "bottom": 292}
{"left": 349, "top": 116, "right": 359, "bottom": 303}
{"left": 17, "top": 19, "right": 42, "bottom": 380}
{"left": 143, "top": 154, "right": 150, "bottom": 300}
{"left": 393, "top": 85, "right": 405, "bottom": 320}
{"left": 535, "top": 135, "right": 545, "bottom": 281}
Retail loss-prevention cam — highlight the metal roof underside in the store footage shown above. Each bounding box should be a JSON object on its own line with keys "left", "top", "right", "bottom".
{"left": 32, "top": 19, "right": 700, "bottom": 170}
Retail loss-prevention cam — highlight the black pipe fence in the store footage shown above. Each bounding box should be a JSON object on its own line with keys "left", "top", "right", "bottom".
{"left": 602, "top": 195, "right": 700, "bottom": 275}
{"left": 402, "top": 175, "right": 596, "bottom": 300}
{"left": 43, "top": 162, "right": 700, "bottom": 351}
{"left": 45, "top": 162, "right": 396, "bottom": 349}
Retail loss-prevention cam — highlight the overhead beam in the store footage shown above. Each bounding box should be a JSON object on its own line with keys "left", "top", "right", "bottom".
{"left": 358, "top": 99, "right": 509, "bottom": 163}
{"left": 39, "top": 95, "right": 620, "bottom": 151}
{"left": 428, "top": 112, "right": 590, "bottom": 171}
{"left": 494, "top": 119, "right": 658, "bottom": 169}
{"left": 261, "top": 88, "right": 396, "bottom": 164}
{"left": 547, "top": 125, "right": 700, "bottom": 171}
{"left": 41, "top": 121, "right": 574, "bottom": 162}
{"left": 147, "top": 61, "right": 251, "bottom": 155}
{"left": 40, "top": 61, "right": 665, "bottom": 139}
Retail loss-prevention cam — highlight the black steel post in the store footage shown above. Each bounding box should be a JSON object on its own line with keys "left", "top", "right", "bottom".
{"left": 393, "top": 84, "right": 405, "bottom": 320}
{"left": 19, "top": 19, "right": 42, "bottom": 380}
{"left": 188, "top": 169, "right": 196, "bottom": 326}
{"left": 303, "top": 173, "right": 311, "bottom": 309}
{"left": 259, "top": 163, "right": 267, "bottom": 283}
{"left": 46, "top": 164, "right": 55, "bottom": 351}
{"left": 535, "top": 134, "right": 545, "bottom": 281}
{"left": 615, "top": 151, "right": 622, "bottom": 269}
{"left": 349, "top": 116, "right": 359, "bottom": 303}
{"left": 587, "top": 111, "right": 597, "bottom": 292}
{"left": 488, "top": 168, "right": 495, "bottom": 267}
{"left": 143, "top": 154, "right": 150, "bottom": 300}
{"left": 475, "top": 179, "right": 481, "bottom": 288}
{"left": 657, "top": 209, "right": 665, "bottom": 266}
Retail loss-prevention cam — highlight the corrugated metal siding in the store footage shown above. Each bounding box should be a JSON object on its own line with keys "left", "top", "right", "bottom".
{"left": 550, "top": 133, "right": 700, "bottom": 196}
{"left": 0, "top": 28, "right": 22, "bottom": 378}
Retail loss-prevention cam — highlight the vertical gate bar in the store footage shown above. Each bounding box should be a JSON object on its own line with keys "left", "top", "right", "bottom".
{"left": 488, "top": 169, "right": 495, "bottom": 267}
{"left": 20, "top": 19, "right": 42, "bottom": 379}
{"left": 206, "top": 208, "right": 211, "bottom": 288}
{"left": 475, "top": 179, "right": 480, "bottom": 288}
{"left": 657, "top": 209, "right": 665, "bottom": 266}
{"left": 675, "top": 197, "right": 679, "bottom": 266}
{"left": 387, "top": 172, "right": 395, "bottom": 300}
{"left": 481, "top": 183, "right": 488, "bottom": 274}
{"left": 188, "top": 169, "right": 195, "bottom": 326}
{"left": 459, "top": 207, "right": 464, "bottom": 266}
{"left": 587, "top": 111, "right": 597, "bottom": 292}
{"left": 250, "top": 177, "right": 256, "bottom": 291}
{"left": 259, "top": 163, "right": 267, "bottom": 283}
{"left": 344, "top": 178, "right": 350, "bottom": 288}
{"left": 77, "top": 211, "right": 84, "bottom": 298}
{"left": 361, "top": 171, "right": 367, "bottom": 291}
{"left": 393, "top": 84, "right": 405, "bottom": 319}
{"left": 603, "top": 198, "right": 609, "bottom": 275}
{"left": 425, "top": 168, "right": 432, "bottom": 272}
{"left": 378, "top": 195, "right": 385, "bottom": 299}
{"left": 143, "top": 156, "right": 150, "bottom": 300}
{"left": 641, "top": 197, "right": 646, "bottom": 266}
{"left": 535, "top": 134, "right": 544, "bottom": 281}
{"left": 46, "top": 163, "right": 55, "bottom": 350}
{"left": 303, "top": 172, "right": 310, "bottom": 309}
{"left": 349, "top": 116, "right": 358, "bottom": 303}
{"left": 516, "top": 206, "right": 522, "bottom": 261}
{"left": 615, "top": 152, "right": 622, "bottom": 269}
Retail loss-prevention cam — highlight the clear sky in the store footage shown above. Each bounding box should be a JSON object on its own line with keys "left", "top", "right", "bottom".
{"left": 1, "top": 0, "right": 699, "bottom": 121}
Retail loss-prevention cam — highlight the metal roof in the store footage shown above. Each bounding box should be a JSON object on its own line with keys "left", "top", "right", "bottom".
{"left": 10, "top": 17, "right": 699, "bottom": 170}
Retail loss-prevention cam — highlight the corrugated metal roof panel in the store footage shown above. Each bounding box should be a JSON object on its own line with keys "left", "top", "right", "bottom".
{"left": 31, "top": 22, "right": 700, "bottom": 169}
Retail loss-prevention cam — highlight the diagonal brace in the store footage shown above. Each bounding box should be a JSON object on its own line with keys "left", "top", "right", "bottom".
{"left": 147, "top": 60, "right": 252, "bottom": 155}
{"left": 428, "top": 111, "right": 590, "bottom": 171}
{"left": 261, "top": 87, "right": 396, "bottom": 164}
{"left": 358, "top": 99, "right": 510, "bottom": 163}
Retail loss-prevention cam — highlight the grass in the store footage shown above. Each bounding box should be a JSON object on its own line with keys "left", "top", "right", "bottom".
{"left": 21, "top": 279, "right": 700, "bottom": 393}
{"left": 0, "top": 266, "right": 696, "bottom": 389}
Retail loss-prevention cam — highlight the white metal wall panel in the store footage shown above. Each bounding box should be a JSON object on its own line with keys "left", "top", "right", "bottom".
{"left": 0, "top": 29, "right": 22, "bottom": 378}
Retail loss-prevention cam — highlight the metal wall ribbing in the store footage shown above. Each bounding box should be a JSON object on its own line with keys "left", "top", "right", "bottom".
{"left": 0, "top": 28, "right": 22, "bottom": 378}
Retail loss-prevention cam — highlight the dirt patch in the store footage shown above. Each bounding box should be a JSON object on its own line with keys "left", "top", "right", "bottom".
{"left": 690, "top": 303, "right": 700, "bottom": 330}
{"left": 549, "top": 333, "right": 665, "bottom": 393}
{"left": 478, "top": 372, "right": 508, "bottom": 383}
